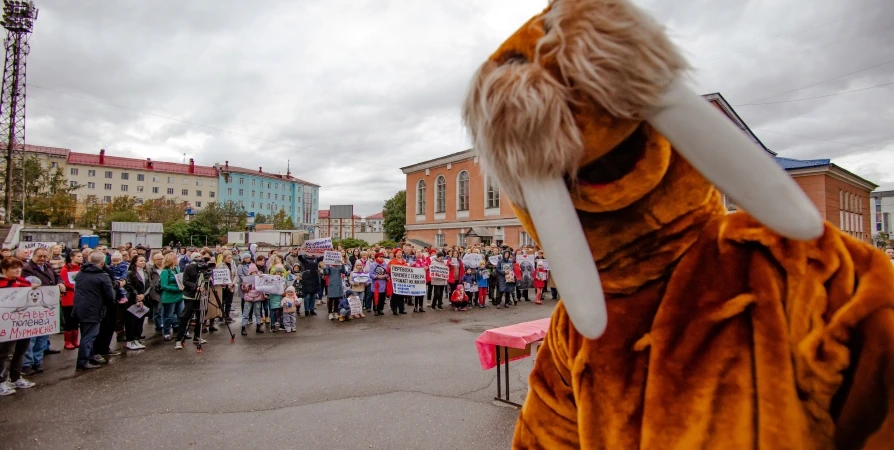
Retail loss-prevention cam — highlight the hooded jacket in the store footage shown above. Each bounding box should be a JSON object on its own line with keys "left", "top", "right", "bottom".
{"left": 72, "top": 263, "right": 116, "bottom": 323}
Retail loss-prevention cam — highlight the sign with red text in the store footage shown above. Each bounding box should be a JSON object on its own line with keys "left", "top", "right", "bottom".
{"left": 0, "top": 287, "right": 61, "bottom": 343}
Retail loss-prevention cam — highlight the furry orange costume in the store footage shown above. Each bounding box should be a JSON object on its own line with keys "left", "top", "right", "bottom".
{"left": 463, "top": 1, "right": 894, "bottom": 448}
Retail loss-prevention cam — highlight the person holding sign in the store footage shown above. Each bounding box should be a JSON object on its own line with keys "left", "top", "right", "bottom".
{"left": 428, "top": 253, "right": 448, "bottom": 311}
{"left": 386, "top": 250, "right": 408, "bottom": 315}
{"left": 368, "top": 253, "right": 390, "bottom": 316}
{"left": 323, "top": 260, "right": 349, "bottom": 321}
{"left": 495, "top": 250, "right": 516, "bottom": 309}
{"left": 159, "top": 253, "right": 184, "bottom": 341}
{"left": 533, "top": 260, "right": 548, "bottom": 304}
{"left": 123, "top": 256, "right": 151, "bottom": 351}
{"left": 59, "top": 251, "right": 83, "bottom": 350}
{"left": 411, "top": 252, "right": 428, "bottom": 313}
{"left": 0, "top": 257, "right": 40, "bottom": 394}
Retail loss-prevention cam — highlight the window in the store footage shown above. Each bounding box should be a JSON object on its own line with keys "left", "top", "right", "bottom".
{"left": 252, "top": 190, "right": 256, "bottom": 197}
{"left": 252, "top": 179, "right": 256, "bottom": 186}
{"left": 435, "top": 176, "right": 446, "bottom": 213}
{"left": 457, "top": 233, "right": 468, "bottom": 247}
{"left": 196, "top": 201, "right": 202, "bottom": 208}
{"left": 136, "top": 198, "right": 144, "bottom": 205}
{"left": 486, "top": 176, "right": 500, "bottom": 209}
{"left": 167, "top": 188, "right": 175, "bottom": 195}
{"left": 267, "top": 182, "right": 271, "bottom": 188}
{"left": 416, "top": 179, "right": 427, "bottom": 215}
{"left": 152, "top": 176, "right": 159, "bottom": 183}
{"left": 50, "top": 162, "right": 58, "bottom": 169}
{"left": 181, "top": 189, "right": 188, "bottom": 196}
{"left": 103, "top": 196, "right": 111, "bottom": 203}
{"left": 168, "top": 177, "right": 174, "bottom": 183}
{"left": 104, "top": 183, "right": 112, "bottom": 190}
{"left": 275, "top": 194, "right": 278, "bottom": 200}
{"left": 87, "top": 182, "right": 95, "bottom": 189}
{"left": 520, "top": 231, "right": 535, "bottom": 247}
{"left": 267, "top": 193, "right": 270, "bottom": 199}
{"left": 121, "top": 185, "right": 128, "bottom": 192}
{"left": 227, "top": 188, "right": 232, "bottom": 195}
{"left": 239, "top": 189, "right": 244, "bottom": 196}
{"left": 251, "top": 202, "right": 255, "bottom": 208}
{"left": 260, "top": 203, "right": 264, "bottom": 209}
{"left": 70, "top": 168, "right": 79, "bottom": 176}
{"left": 182, "top": 178, "right": 188, "bottom": 185}
{"left": 137, "top": 174, "right": 144, "bottom": 181}
{"left": 69, "top": 194, "right": 77, "bottom": 201}
{"left": 105, "top": 171, "right": 113, "bottom": 179}
{"left": 137, "top": 186, "right": 144, "bottom": 192}
{"left": 196, "top": 190, "right": 202, "bottom": 197}
{"left": 88, "top": 170, "right": 96, "bottom": 177}
{"left": 152, "top": 187, "right": 159, "bottom": 194}
{"left": 435, "top": 233, "right": 445, "bottom": 247}
{"left": 196, "top": 180, "right": 202, "bottom": 186}
{"left": 69, "top": 181, "right": 78, "bottom": 188}
{"left": 121, "top": 173, "right": 129, "bottom": 180}
{"left": 209, "top": 192, "right": 215, "bottom": 198}
{"left": 239, "top": 177, "right": 244, "bottom": 185}
{"left": 457, "top": 171, "right": 470, "bottom": 211}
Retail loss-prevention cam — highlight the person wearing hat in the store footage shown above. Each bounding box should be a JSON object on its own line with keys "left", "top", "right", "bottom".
{"left": 235, "top": 252, "right": 254, "bottom": 319}
{"left": 386, "top": 249, "right": 408, "bottom": 315}
{"left": 281, "top": 286, "right": 299, "bottom": 332}
{"left": 367, "top": 252, "right": 389, "bottom": 316}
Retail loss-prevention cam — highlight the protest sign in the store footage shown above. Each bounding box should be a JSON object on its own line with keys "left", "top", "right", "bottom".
{"left": 240, "top": 275, "right": 256, "bottom": 287}
{"left": 127, "top": 303, "right": 150, "bottom": 319}
{"left": 323, "top": 251, "right": 343, "bottom": 265}
{"left": 390, "top": 265, "right": 426, "bottom": 296}
{"left": 462, "top": 253, "right": 483, "bottom": 268}
{"left": 174, "top": 273, "right": 185, "bottom": 290}
{"left": 429, "top": 262, "right": 448, "bottom": 281}
{"left": 349, "top": 296, "right": 363, "bottom": 316}
{"left": 540, "top": 260, "right": 549, "bottom": 271}
{"left": 350, "top": 272, "right": 370, "bottom": 285}
{"left": 211, "top": 268, "right": 232, "bottom": 285}
{"left": 16, "top": 242, "right": 56, "bottom": 260}
{"left": 0, "top": 287, "right": 60, "bottom": 343}
{"left": 256, "top": 274, "right": 285, "bottom": 295}
{"left": 517, "top": 254, "right": 537, "bottom": 264}
{"left": 488, "top": 255, "right": 501, "bottom": 266}
{"left": 67, "top": 272, "right": 78, "bottom": 285}
{"left": 301, "top": 237, "right": 333, "bottom": 256}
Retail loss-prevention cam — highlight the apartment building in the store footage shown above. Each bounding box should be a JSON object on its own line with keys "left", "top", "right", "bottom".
{"left": 316, "top": 209, "right": 362, "bottom": 239}
{"left": 215, "top": 161, "right": 320, "bottom": 229}
{"left": 363, "top": 212, "right": 384, "bottom": 233}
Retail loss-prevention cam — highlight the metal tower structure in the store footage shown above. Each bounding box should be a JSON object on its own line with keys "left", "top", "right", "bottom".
{"left": 0, "top": 0, "right": 37, "bottom": 223}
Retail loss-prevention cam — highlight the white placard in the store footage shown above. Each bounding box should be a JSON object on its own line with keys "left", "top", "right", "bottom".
{"left": 350, "top": 272, "right": 370, "bottom": 285}
{"left": 301, "top": 237, "right": 333, "bottom": 256}
{"left": 429, "top": 263, "right": 448, "bottom": 281}
{"left": 0, "top": 287, "right": 60, "bottom": 343}
{"left": 322, "top": 250, "right": 342, "bottom": 265}
{"left": 462, "top": 253, "right": 482, "bottom": 267}
{"left": 127, "top": 303, "right": 150, "bottom": 318}
{"left": 256, "top": 274, "right": 284, "bottom": 295}
{"left": 488, "top": 255, "right": 501, "bottom": 266}
{"left": 540, "top": 259, "right": 549, "bottom": 271}
{"left": 517, "top": 254, "right": 537, "bottom": 264}
{"left": 390, "top": 265, "right": 426, "bottom": 296}
{"left": 16, "top": 242, "right": 56, "bottom": 261}
{"left": 211, "top": 268, "right": 232, "bottom": 285}
{"left": 240, "top": 275, "right": 256, "bottom": 287}
{"left": 174, "top": 273, "right": 185, "bottom": 290}
{"left": 349, "top": 296, "right": 363, "bottom": 316}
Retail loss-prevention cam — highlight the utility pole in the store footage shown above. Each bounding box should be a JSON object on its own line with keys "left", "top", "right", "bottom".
{"left": 0, "top": 0, "right": 37, "bottom": 224}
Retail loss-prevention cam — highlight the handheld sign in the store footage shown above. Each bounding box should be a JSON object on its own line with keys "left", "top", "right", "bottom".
{"left": 127, "top": 303, "right": 150, "bottom": 319}
{"left": 390, "top": 266, "right": 426, "bottom": 296}
{"left": 256, "top": 274, "right": 285, "bottom": 295}
{"left": 462, "top": 253, "right": 483, "bottom": 268}
{"left": 67, "top": 272, "right": 78, "bottom": 285}
{"left": 301, "top": 237, "right": 333, "bottom": 256}
{"left": 349, "top": 295, "right": 363, "bottom": 316}
{"left": 323, "top": 251, "right": 343, "bottom": 265}
{"left": 517, "top": 254, "right": 537, "bottom": 264}
{"left": 211, "top": 268, "right": 232, "bottom": 285}
{"left": 16, "top": 242, "right": 56, "bottom": 261}
{"left": 174, "top": 273, "right": 185, "bottom": 290}
{"left": 429, "top": 263, "right": 449, "bottom": 281}
{"left": 0, "top": 287, "right": 61, "bottom": 343}
{"left": 488, "top": 255, "right": 501, "bottom": 266}
{"left": 541, "top": 260, "right": 549, "bottom": 271}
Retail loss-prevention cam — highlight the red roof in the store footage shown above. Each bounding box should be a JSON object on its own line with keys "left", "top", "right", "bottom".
{"left": 365, "top": 212, "right": 383, "bottom": 220}
{"left": 220, "top": 164, "right": 320, "bottom": 187}
{"left": 67, "top": 151, "right": 218, "bottom": 177}
{"left": 319, "top": 210, "right": 361, "bottom": 219}
{"left": 22, "top": 144, "right": 70, "bottom": 157}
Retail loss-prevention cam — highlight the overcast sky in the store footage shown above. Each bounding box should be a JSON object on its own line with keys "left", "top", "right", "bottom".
{"left": 24, "top": 0, "right": 894, "bottom": 216}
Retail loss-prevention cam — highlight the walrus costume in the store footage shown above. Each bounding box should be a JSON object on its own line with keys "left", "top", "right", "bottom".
{"left": 462, "top": 0, "right": 894, "bottom": 448}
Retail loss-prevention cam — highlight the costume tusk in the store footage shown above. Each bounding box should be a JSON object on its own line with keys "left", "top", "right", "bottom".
{"left": 645, "top": 78, "right": 824, "bottom": 241}
{"left": 522, "top": 177, "right": 608, "bottom": 339}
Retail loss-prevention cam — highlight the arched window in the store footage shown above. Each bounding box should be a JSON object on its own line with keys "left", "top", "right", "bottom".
{"left": 416, "top": 179, "right": 427, "bottom": 215}
{"left": 457, "top": 171, "right": 470, "bottom": 211}
{"left": 436, "top": 176, "right": 446, "bottom": 213}
{"left": 485, "top": 175, "right": 500, "bottom": 209}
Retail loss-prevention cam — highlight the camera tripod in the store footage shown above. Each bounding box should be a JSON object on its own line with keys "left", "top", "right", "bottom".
{"left": 191, "top": 271, "right": 236, "bottom": 353}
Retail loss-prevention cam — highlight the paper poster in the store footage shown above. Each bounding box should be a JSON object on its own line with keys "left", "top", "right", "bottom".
{"left": 540, "top": 260, "right": 549, "bottom": 271}
{"left": 256, "top": 274, "right": 285, "bottom": 295}
{"left": 429, "top": 263, "right": 448, "bottom": 281}
{"left": 389, "top": 265, "right": 426, "bottom": 296}
{"left": 211, "top": 268, "right": 232, "bottom": 285}
{"left": 349, "top": 296, "right": 363, "bottom": 316}
{"left": 240, "top": 275, "right": 256, "bottom": 287}
{"left": 174, "top": 273, "right": 185, "bottom": 290}
{"left": 67, "top": 272, "right": 78, "bottom": 285}
{"left": 323, "top": 251, "right": 343, "bottom": 265}
{"left": 301, "top": 237, "right": 333, "bottom": 256}
{"left": 16, "top": 242, "right": 56, "bottom": 261}
{"left": 517, "top": 254, "right": 537, "bottom": 264}
{"left": 462, "top": 253, "right": 483, "bottom": 267}
{"left": 351, "top": 272, "right": 370, "bottom": 284}
{"left": 0, "top": 287, "right": 60, "bottom": 343}
{"left": 127, "top": 303, "right": 150, "bottom": 318}
{"left": 488, "top": 255, "right": 501, "bottom": 266}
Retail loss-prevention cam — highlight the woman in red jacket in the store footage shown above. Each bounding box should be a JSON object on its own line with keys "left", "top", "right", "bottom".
{"left": 59, "top": 251, "right": 83, "bottom": 349}
{"left": 0, "top": 256, "right": 37, "bottom": 395}
{"left": 386, "top": 249, "right": 407, "bottom": 315}
{"left": 445, "top": 250, "right": 464, "bottom": 296}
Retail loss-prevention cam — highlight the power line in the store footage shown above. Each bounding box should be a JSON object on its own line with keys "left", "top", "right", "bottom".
{"left": 697, "top": 0, "right": 894, "bottom": 63}
{"left": 754, "top": 128, "right": 889, "bottom": 150}
{"left": 742, "top": 57, "right": 894, "bottom": 104}
{"left": 734, "top": 81, "right": 894, "bottom": 106}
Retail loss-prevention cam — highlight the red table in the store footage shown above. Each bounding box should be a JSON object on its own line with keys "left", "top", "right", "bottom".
{"left": 474, "top": 318, "right": 551, "bottom": 407}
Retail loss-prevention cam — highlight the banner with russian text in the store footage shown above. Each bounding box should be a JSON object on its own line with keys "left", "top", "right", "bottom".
{"left": 0, "top": 287, "right": 61, "bottom": 343}
{"left": 390, "top": 265, "right": 427, "bottom": 296}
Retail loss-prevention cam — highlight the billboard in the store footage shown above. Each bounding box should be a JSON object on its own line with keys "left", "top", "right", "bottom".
{"left": 329, "top": 205, "right": 354, "bottom": 220}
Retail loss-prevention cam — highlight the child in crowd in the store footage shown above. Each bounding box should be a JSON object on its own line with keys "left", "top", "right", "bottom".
{"left": 461, "top": 268, "right": 477, "bottom": 306}
{"left": 450, "top": 285, "right": 470, "bottom": 311}
{"left": 109, "top": 252, "right": 129, "bottom": 304}
{"left": 350, "top": 262, "right": 370, "bottom": 297}
{"left": 337, "top": 292, "right": 351, "bottom": 322}
{"left": 281, "top": 286, "right": 299, "bottom": 332}
{"left": 345, "top": 289, "right": 366, "bottom": 320}
{"left": 241, "top": 265, "right": 266, "bottom": 336}
{"left": 476, "top": 260, "right": 489, "bottom": 308}
{"left": 267, "top": 264, "right": 289, "bottom": 331}
{"left": 534, "top": 260, "right": 548, "bottom": 304}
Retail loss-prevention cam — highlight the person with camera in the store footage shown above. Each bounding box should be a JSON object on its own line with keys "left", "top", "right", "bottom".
{"left": 174, "top": 253, "right": 206, "bottom": 349}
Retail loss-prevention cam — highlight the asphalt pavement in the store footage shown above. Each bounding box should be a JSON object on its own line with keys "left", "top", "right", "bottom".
{"left": 0, "top": 299, "right": 554, "bottom": 449}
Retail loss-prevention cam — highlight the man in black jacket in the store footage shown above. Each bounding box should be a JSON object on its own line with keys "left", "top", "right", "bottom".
{"left": 20, "top": 247, "right": 65, "bottom": 373}
{"left": 175, "top": 253, "right": 205, "bottom": 349}
{"left": 74, "top": 251, "right": 116, "bottom": 370}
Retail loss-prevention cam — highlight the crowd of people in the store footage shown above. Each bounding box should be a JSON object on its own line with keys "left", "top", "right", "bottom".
{"left": 0, "top": 240, "right": 555, "bottom": 397}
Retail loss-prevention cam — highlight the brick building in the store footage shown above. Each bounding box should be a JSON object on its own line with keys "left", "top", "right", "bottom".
{"left": 316, "top": 209, "right": 362, "bottom": 239}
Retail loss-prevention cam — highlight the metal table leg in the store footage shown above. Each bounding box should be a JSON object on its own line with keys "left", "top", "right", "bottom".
{"left": 494, "top": 345, "right": 522, "bottom": 408}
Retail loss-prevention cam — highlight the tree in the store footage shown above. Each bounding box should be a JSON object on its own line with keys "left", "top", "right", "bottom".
{"left": 163, "top": 219, "right": 190, "bottom": 246}
{"left": 383, "top": 190, "right": 406, "bottom": 242}
{"left": 219, "top": 201, "right": 247, "bottom": 233}
{"left": 188, "top": 203, "right": 224, "bottom": 245}
{"left": 334, "top": 237, "right": 369, "bottom": 249}
{"left": 77, "top": 197, "right": 105, "bottom": 229}
{"left": 272, "top": 208, "right": 290, "bottom": 229}
{"left": 7, "top": 155, "right": 78, "bottom": 224}
{"left": 138, "top": 197, "right": 186, "bottom": 227}
{"left": 374, "top": 239, "right": 399, "bottom": 249}
{"left": 103, "top": 196, "right": 140, "bottom": 229}
{"left": 255, "top": 213, "right": 268, "bottom": 224}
